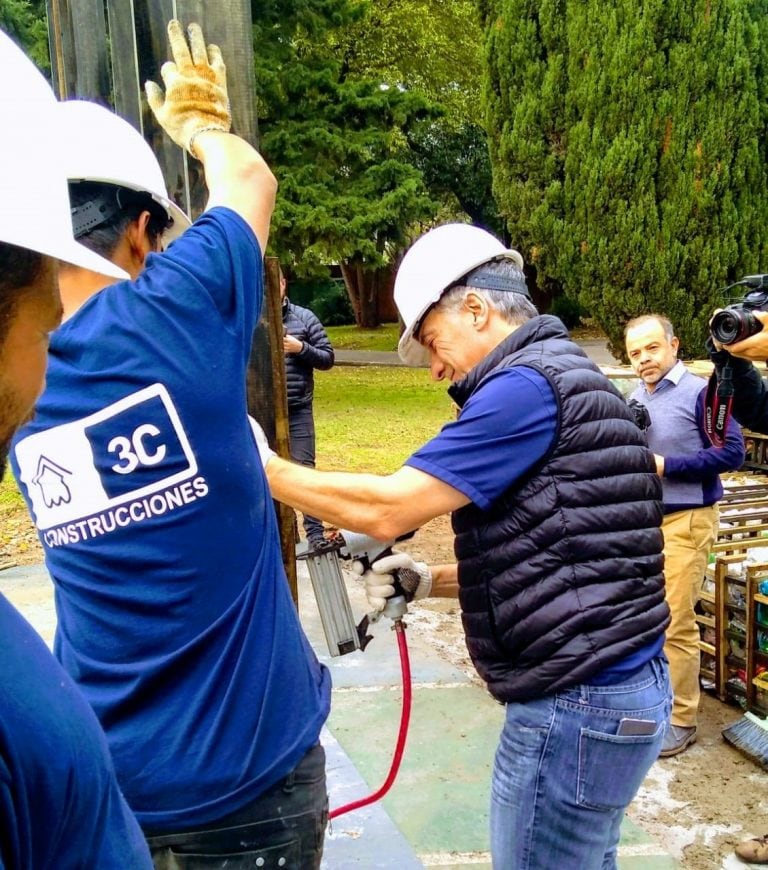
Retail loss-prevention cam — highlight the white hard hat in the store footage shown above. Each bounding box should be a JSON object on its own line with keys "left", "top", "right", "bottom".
{"left": 56, "top": 100, "right": 191, "bottom": 244}
{"left": 394, "top": 223, "right": 525, "bottom": 366}
{"left": 0, "top": 31, "right": 128, "bottom": 279}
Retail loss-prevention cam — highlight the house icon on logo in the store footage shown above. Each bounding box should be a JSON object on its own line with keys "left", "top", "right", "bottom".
{"left": 33, "top": 456, "right": 72, "bottom": 509}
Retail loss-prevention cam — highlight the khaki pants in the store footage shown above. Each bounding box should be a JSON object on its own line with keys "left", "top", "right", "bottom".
{"left": 661, "top": 506, "right": 718, "bottom": 728}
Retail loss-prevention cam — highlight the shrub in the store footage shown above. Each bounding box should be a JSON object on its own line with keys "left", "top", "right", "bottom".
{"left": 288, "top": 277, "right": 355, "bottom": 326}
{"left": 548, "top": 294, "right": 586, "bottom": 329}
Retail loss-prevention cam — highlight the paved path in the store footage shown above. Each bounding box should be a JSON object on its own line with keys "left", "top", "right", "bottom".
{"left": 335, "top": 338, "right": 625, "bottom": 369}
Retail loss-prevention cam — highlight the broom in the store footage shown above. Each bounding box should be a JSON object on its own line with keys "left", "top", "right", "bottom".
{"left": 722, "top": 711, "right": 768, "bottom": 769}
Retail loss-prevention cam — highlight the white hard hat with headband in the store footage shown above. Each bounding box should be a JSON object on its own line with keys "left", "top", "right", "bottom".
{"left": 394, "top": 223, "right": 526, "bottom": 366}
{"left": 56, "top": 99, "right": 191, "bottom": 246}
{"left": 0, "top": 30, "right": 128, "bottom": 280}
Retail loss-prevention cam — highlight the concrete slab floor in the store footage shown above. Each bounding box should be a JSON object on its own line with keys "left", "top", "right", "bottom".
{"left": 1, "top": 561, "right": 678, "bottom": 868}
{"left": 300, "top": 562, "right": 677, "bottom": 869}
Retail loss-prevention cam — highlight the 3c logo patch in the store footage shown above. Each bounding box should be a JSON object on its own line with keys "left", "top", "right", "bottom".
{"left": 14, "top": 384, "right": 198, "bottom": 530}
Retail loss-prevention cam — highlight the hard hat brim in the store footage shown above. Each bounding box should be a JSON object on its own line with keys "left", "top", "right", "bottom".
{"left": 0, "top": 37, "right": 128, "bottom": 279}
{"left": 162, "top": 200, "right": 193, "bottom": 245}
{"left": 42, "top": 233, "right": 129, "bottom": 280}
{"left": 396, "top": 247, "right": 525, "bottom": 366}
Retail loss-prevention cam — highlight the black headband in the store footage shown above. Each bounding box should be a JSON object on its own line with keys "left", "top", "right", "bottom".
{"left": 456, "top": 262, "right": 530, "bottom": 298}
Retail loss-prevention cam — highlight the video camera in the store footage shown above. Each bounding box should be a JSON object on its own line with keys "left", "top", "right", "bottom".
{"left": 710, "top": 274, "right": 768, "bottom": 345}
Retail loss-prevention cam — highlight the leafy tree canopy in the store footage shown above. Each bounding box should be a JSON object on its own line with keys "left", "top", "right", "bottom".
{"left": 0, "top": 0, "right": 48, "bottom": 72}
{"left": 253, "top": 0, "right": 442, "bottom": 324}
{"left": 330, "top": 0, "right": 483, "bottom": 124}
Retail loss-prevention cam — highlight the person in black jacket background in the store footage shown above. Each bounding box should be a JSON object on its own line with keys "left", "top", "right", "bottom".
{"left": 281, "top": 269, "right": 335, "bottom": 544}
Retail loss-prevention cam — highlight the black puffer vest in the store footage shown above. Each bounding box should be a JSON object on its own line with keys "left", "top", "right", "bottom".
{"left": 448, "top": 316, "right": 669, "bottom": 703}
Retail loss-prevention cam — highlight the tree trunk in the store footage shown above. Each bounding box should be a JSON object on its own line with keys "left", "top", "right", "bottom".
{"left": 340, "top": 260, "right": 383, "bottom": 328}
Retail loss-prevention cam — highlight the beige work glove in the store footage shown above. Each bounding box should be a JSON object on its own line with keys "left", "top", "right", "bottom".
{"left": 145, "top": 20, "right": 231, "bottom": 159}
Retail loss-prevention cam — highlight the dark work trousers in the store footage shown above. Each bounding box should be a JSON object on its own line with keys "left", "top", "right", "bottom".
{"left": 288, "top": 403, "right": 325, "bottom": 542}
{"left": 145, "top": 744, "right": 327, "bottom": 869}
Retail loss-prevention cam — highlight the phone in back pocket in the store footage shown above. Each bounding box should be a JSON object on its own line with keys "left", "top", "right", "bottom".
{"left": 616, "top": 718, "right": 658, "bottom": 736}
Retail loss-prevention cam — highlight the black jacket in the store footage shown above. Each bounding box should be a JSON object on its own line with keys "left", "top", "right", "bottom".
{"left": 448, "top": 316, "right": 669, "bottom": 703}
{"left": 282, "top": 299, "right": 334, "bottom": 409}
{"left": 709, "top": 342, "right": 768, "bottom": 435}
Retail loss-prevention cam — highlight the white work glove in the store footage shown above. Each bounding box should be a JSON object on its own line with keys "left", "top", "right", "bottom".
{"left": 352, "top": 551, "right": 432, "bottom": 612}
{"left": 145, "top": 20, "right": 232, "bottom": 159}
{"left": 248, "top": 416, "right": 276, "bottom": 468}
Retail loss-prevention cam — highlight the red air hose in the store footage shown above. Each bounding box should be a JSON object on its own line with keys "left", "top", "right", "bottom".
{"left": 329, "top": 619, "right": 412, "bottom": 819}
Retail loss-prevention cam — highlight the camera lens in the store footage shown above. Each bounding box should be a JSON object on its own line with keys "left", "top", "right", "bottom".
{"left": 711, "top": 309, "right": 762, "bottom": 345}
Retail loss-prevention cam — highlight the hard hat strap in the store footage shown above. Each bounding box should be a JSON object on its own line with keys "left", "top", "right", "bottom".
{"left": 457, "top": 261, "right": 530, "bottom": 298}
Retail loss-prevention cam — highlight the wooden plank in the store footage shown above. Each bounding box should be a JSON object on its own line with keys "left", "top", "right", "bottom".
{"left": 718, "top": 523, "right": 768, "bottom": 536}
{"left": 748, "top": 571, "right": 759, "bottom": 711}
{"left": 47, "top": 0, "right": 110, "bottom": 101}
{"left": 716, "top": 558, "right": 728, "bottom": 699}
{"left": 712, "top": 538, "right": 768, "bottom": 554}
{"left": 46, "top": 0, "right": 71, "bottom": 98}
{"left": 131, "top": 0, "right": 191, "bottom": 218}
{"left": 106, "top": 0, "right": 143, "bottom": 128}
{"left": 246, "top": 258, "right": 297, "bottom": 603}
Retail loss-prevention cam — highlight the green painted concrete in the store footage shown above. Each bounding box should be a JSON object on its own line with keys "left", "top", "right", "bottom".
{"left": 619, "top": 817, "right": 654, "bottom": 846}
{"left": 328, "top": 685, "right": 677, "bottom": 867}
{"left": 330, "top": 684, "right": 502, "bottom": 855}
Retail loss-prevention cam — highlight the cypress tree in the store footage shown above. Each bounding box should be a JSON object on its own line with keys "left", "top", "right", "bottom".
{"left": 558, "top": 0, "right": 668, "bottom": 354}
{"left": 0, "top": 0, "right": 48, "bottom": 70}
{"left": 481, "top": 0, "right": 568, "bottom": 308}
{"left": 483, "top": 0, "right": 768, "bottom": 356}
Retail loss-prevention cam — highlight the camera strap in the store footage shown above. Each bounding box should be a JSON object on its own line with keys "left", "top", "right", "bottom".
{"left": 704, "top": 364, "right": 734, "bottom": 448}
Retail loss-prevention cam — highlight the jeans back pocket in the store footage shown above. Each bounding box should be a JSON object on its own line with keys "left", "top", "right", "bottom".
{"left": 577, "top": 723, "right": 664, "bottom": 811}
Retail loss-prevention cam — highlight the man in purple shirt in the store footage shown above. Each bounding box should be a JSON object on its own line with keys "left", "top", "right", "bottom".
{"left": 626, "top": 314, "right": 745, "bottom": 756}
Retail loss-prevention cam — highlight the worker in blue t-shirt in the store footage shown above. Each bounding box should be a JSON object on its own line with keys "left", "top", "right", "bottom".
{"left": 255, "top": 223, "right": 672, "bottom": 870}
{"left": 11, "top": 21, "right": 330, "bottom": 868}
{"left": 0, "top": 28, "right": 152, "bottom": 869}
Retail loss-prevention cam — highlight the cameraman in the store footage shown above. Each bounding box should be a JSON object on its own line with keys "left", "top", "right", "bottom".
{"left": 709, "top": 309, "right": 768, "bottom": 434}
{"left": 709, "top": 303, "right": 768, "bottom": 866}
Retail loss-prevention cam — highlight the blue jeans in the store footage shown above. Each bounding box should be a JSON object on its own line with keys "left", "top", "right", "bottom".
{"left": 490, "top": 656, "right": 671, "bottom": 870}
{"left": 146, "top": 744, "right": 327, "bottom": 869}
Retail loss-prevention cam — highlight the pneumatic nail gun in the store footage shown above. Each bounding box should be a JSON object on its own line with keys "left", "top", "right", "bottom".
{"left": 297, "top": 529, "right": 419, "bottom": 657}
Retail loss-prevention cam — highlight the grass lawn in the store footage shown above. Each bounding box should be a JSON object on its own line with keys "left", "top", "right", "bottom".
{"left": 0, "top": 470, "right": 24, "bottom": 511}
{"left": 325, "top": 323, "right": 400, "bottom": 352}
{"left": 313, "top": 365, "right": 454, "bottom": 473}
